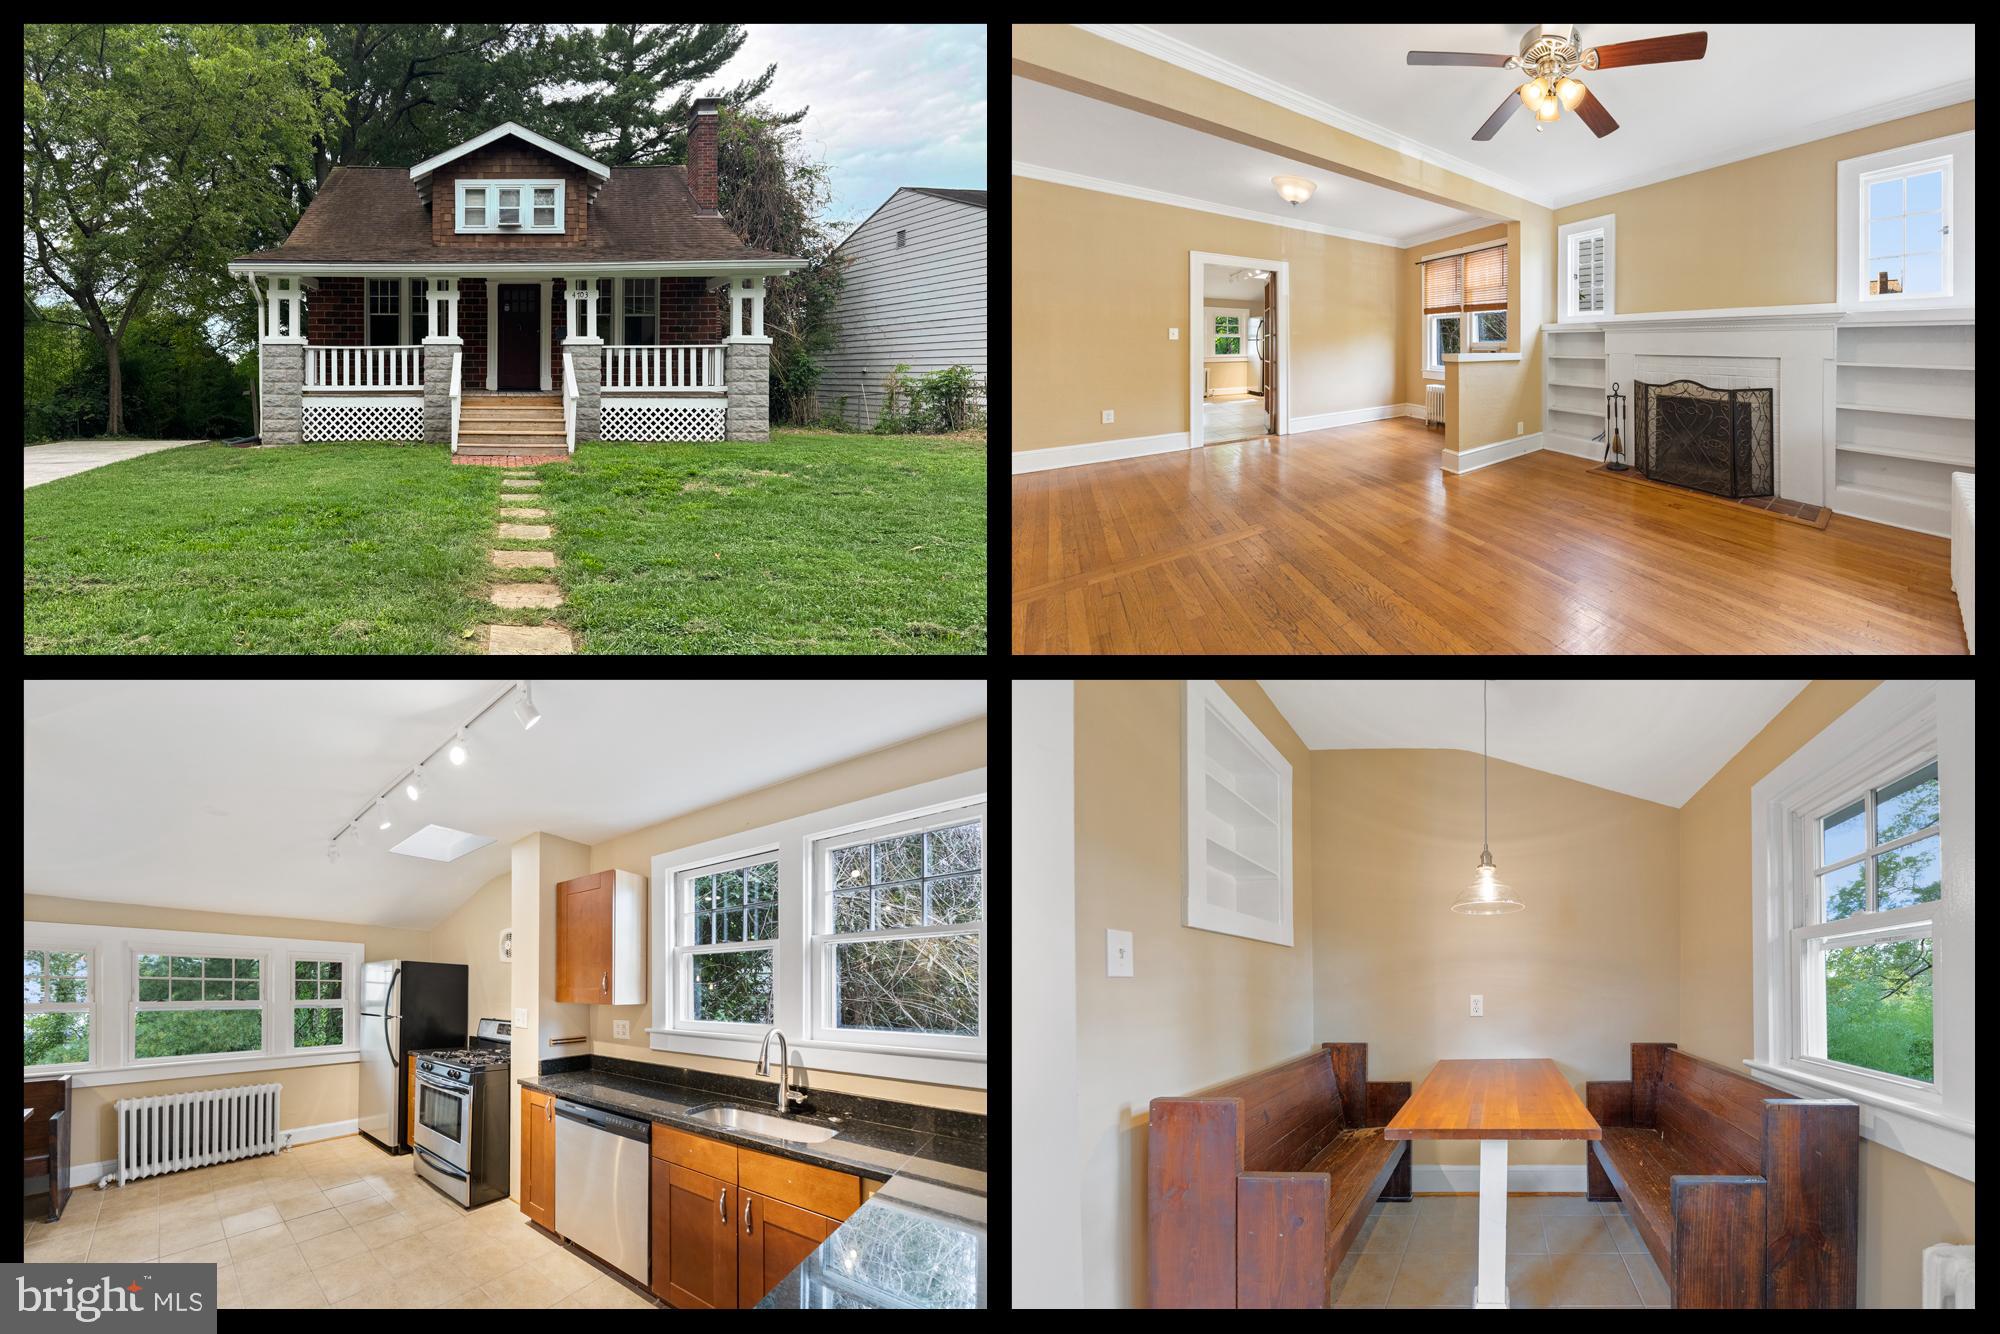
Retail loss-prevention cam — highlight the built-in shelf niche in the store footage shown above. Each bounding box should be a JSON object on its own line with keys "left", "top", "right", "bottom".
{"left": 1831, "top": 317, "right": 1974, "bottom": 535}
{"left": 1184, "top": 680, "right": 1292, "bottom": 946}
{"left": 1542, "top": 325, "right": 1607, "bottom": 457}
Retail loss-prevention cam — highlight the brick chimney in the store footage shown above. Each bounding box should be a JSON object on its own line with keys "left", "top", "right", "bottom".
{"left": 688, "top": 97, "right": 720, "bottom": 215}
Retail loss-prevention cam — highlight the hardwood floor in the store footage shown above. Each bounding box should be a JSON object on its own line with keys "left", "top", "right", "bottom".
{"left": 1011, "top": 417, "right": 1967, "bottom": 654}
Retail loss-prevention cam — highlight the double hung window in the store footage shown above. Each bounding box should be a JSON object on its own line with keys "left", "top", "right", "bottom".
{"left": 367, "top": 279, "right": 400, "bottom": 346}
{"left": 133, "top": 953, "right": 264, "bottom": 1060}
{"left": 673, "top": 852, "right": 780, "bottom": 1031}
{"left": 24, "top": 948, "right": 94, "bottom": 1070}
{"left": 624, "top": 278, "right": 659, "bottom": 344}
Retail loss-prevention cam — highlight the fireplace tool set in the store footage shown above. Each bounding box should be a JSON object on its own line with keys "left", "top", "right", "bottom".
{"left": 1603, "top": 381, "right": 1629, "bottom": 471}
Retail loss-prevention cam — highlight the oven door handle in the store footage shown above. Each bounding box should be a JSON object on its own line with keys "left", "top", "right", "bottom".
{"left": 413, "top": 1143, "right": 468, "bottom": 1181}
{"left": 415, "top": 1072, "right": 471, "bottom": 1099}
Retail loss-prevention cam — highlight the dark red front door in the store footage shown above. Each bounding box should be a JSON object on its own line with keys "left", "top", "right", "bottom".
{"left": 498, "top": 285, "right": 540, "bottom": 389}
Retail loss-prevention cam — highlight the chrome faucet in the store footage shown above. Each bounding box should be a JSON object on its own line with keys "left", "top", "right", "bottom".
{"left": 755, "top": 1027, "right": 808, "bottom": 1114}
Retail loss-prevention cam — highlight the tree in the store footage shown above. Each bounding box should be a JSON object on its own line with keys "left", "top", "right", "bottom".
{"left": 23, "top": 24, "right": 340, "bottom": 434}
{"left": 1822, "top": 769, "right": 1938, "bottom": 1081}
{"left": 542, "top": 24, "right": 799, "bottom": 166}
{"left": 715, "top": 106, "right": 844, "bottom": 424}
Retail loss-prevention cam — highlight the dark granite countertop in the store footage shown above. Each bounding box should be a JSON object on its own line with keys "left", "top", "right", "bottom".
{"left": 516, "top": 1064, "right": 985, "bottom": 1308}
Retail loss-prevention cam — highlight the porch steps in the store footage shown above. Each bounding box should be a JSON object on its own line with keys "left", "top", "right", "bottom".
{"left": 458, "top": 442, "right": 566, "bottom": 455}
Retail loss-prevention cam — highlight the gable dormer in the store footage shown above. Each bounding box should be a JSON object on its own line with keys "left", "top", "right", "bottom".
{"left": 409, "top": 122, "right": 612, "bottom": 248}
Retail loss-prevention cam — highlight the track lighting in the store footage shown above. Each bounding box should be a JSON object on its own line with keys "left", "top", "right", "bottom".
{"left": 376, "top": 803, "right": 393, "bottom": 832}
{"left": 448, "top": 728, "right": 469, "bottom": 766}
{"left": 513, "top": 680, "right": 542, "bottom": 731}
{"left": 405, "top": 766, "right": 426, "bottom": 801}
{"left": 327, "top": 841, "right": 341, "bottom": 864}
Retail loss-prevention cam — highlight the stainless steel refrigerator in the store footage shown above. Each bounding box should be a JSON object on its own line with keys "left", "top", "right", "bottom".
{"left": 359, "top": 960, "right": 469, "bottom": 1154}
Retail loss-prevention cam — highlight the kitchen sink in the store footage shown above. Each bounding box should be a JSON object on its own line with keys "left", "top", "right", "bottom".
{"left": 687, "top": 1105, "right": 840, "bottom": 1144}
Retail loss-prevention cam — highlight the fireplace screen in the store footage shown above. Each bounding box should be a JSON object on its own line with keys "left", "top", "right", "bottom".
{"left": 1633, "top": 379, "right": 1773, "bottom": 501}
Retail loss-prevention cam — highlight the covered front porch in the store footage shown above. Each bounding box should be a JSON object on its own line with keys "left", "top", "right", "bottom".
{"left": 228, "top": 263, "right": 781, "bottom": 449}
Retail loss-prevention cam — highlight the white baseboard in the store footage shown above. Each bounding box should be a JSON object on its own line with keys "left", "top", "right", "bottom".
{"left": 1011, "top": 431, "right": 1189, "bottom": 473}
{"left": 1539, "top": 432, "right": 1605, "bottom": 461}
{"left": 1443, "top": 431, "right": 1543, "bottom": 474}
{"left": 27, "top": 1117, "right": 362, "bottom": 1193}
{"left": 1410, "top": 1163, "right": 1590, "bottom": 1194}
{"left": 1291, "top": 402, "right": 1419, "bottom": 433}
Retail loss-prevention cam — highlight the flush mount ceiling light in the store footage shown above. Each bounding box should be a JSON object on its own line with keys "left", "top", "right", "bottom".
{"left": 1451, "top": 680, "right": 1526, "bottom": 915}
{"left": 1271, "top": 175, "right": 1317, "bottom": 206}
{"left": 447, "top": 727, "right": 469, "bottom": 766}
{"left": 513, "top": 679, "right": 542, "bottom": 730}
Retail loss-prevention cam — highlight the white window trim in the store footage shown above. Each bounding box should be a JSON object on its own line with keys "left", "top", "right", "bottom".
{"left": 456, "top": 178, "right": 566, "bottom": 234}
{"left": 287, "top": 954, "right": 352, "bottom": 1053}
{"left": 623, "top": 277, "right": 660, "bottom": 345}
{"left": 1748, "top": 680, "right": 1973, "bottom": 1181}
{"left": 24, "top": 921, "right": 362, "bottom": 1085}
{"left": 1466, "top": 309, "right": 1508, "bottom": 352}
{"left": 1204, "top": 307, "right": 1252, "bottom": 363}
{"left": 808, "top": 802, "right": 986, "bottom": 1057}
{"left": 1558, "top": 214, "right": 1615, "bottom": 323}
{"left": 647, "top": 768, "right": 988, "bottom": 1089}
{"left": 24, "top": 941, "right": 99, "bottom": 1074}
{"left": 670, "top": 846, "right": 783, "bottom": 1040}
{"left": 1837, "top": 131, "right": 1974, "bottom": 311}
{"left": 1423, "top": 311, "right": 1461, "bottom": 378}
{"left": 129, "top": 946, "right": 268, "bottom": 1067}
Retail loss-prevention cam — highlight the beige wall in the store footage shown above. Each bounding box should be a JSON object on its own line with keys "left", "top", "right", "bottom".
{"left": 1675, "top": 679, "right": 1974, "bottom": 1307}
{"left": 1073, "top": 680, "right": 1313, "bottom": 1308}
{"left": 1554, "top": 102, "right": 1975, "bottom": 314}
{"left": 1444, "top": 360, "right": 1529, "bottom": 454}
{"left": 1012, "top": 177, "right": 1402, "bottom": 451}
{"left": 1311, "top": 750, "right": 1679, "bottom": 1169}
{"left": 425, "top": 872, "right": 512, "bottom": 1030}
{"left": 584, "top": 716, "right": 987, "bottom": 1114}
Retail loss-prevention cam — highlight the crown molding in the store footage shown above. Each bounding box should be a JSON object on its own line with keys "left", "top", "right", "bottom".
{"left": 1548, "top": 79, "right": 1977, "bottom": 209}
{"left": 1073, "top": 23, "right": 1558, "bottom": 210}
{"left": 1399, "top": 220, "right": 1507, "bottom": 251}
{"left": 1013, "top": 160, "right": 1460, "bottom": 250}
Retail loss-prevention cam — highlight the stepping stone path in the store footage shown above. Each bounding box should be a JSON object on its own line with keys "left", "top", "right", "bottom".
{"left": 483, "top": 469, "right": 573, "bottom": 654}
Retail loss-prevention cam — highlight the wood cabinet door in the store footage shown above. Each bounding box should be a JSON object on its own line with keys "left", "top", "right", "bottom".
{"left": 661, "top": 1163, "right": 737, "bottom": 1309}
{"left": 555, "top": 871, "right": 613, "bottom": 1003}
{"left": 520, "top": 1088, "right": 556, "bottom": 1228}
{"left": 737, "top": 1190, "right": 833, "bottom": 1308}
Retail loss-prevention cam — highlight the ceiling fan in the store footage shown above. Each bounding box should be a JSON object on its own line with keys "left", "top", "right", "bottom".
{"left": 1408, "top": 25, "right": 1708, "bottom": 141}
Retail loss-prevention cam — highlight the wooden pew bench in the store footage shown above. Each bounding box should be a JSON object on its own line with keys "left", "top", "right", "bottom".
{"left": 1585, "top": 1042, "right": 1859, "bottom": 1307}
{"left": 1148, "top": 1043, "right": 1411, "bottom": 1307}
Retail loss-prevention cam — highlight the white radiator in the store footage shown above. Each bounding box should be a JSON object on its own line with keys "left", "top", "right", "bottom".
{"left": 112, "top": 1083, "right": 283, "bottom": 1186}
{"left": 1924, "top": 1243, "right": 1974, "bottom": 1308}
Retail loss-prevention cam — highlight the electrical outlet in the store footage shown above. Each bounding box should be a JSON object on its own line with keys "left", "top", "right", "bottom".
{"left": 612, "top": 1019, "right": 630, "bottom": 1040}
{"left": 1102, "top": 409, "right": 1115, "bottom": 424}
{"left": 1107, "top": 929, "right": 1134, "bottom": 977}
{"left": 1169, "top": 327, "right": 1180, "bottom": 340}
{"left": 1470, "top": 994, "right": 1484, "bottom": 1017}
{"left": 1516, "top": 421, "right": 1524, "bottom": 436}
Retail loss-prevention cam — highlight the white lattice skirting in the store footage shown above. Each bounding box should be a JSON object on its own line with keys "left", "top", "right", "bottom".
{"left": 301, "top": 396, "right": 425, "bottom": 441}
{"left": 601, "top": 397, "right": 727, "bottom": 442}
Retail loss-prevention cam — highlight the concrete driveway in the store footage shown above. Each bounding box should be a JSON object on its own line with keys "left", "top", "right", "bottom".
{"left": 24, "top": 439, "right": 204, "bottom": 488}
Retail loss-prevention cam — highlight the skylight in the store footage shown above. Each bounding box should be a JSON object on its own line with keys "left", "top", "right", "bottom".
{"left": 390, "top": 824, "right": 497, "bottom": 863}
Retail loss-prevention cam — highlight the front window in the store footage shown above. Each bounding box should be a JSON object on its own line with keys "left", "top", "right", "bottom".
{"left": 624, "top": 278, "right": 659, "bottom": 345}
{"left": 813, "top": 804, "right": 984, "bottom": 1048}
{"left": 367, "top": 279, "right": 400, "bottom": 346}
{"left": 291, "top": 959, "right": 345, "bottom": 1049}
{"left": 533, "top": 186, "right": 556, "bottom": 228}
{"left": 674, "top": 851, "right": 780, "bottom": 1030}
{"left": 410, "top": 278, "right": 430, "bottom": 343}
{"left": 456, "top": 179, "right": 564, "bottom": 234}
{"left": 463, "top": 186, "right": 487, "bottom": 228}
{"left": 25, "top": 948, "right": 93, "bottom": 1070}
{"left": 497, "top": 187, "right": 521, "bottom": 227}
{"left": 133, "top": 952, "right": 264, "bottom": 1061}
{"left": 1860, "top": 159, "right": 1949, "bottom": 299}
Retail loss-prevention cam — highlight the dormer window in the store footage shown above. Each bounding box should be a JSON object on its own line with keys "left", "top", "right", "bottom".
{"left": 456, "top": 179, "right": 564, "bottom": 234}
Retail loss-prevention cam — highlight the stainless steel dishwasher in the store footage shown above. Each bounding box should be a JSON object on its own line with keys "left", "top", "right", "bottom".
{"left": 554, "top": 1099, "right": 651, "bottom": 1283}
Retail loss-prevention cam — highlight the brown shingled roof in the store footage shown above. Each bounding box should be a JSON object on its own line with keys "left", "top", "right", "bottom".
{"left": 232, "top": 164, "right": 795, "bottom": 265}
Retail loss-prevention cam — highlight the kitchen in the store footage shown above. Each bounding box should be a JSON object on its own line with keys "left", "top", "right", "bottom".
{"left": 22, "top": 679, "right": 987, "bottom": 1310}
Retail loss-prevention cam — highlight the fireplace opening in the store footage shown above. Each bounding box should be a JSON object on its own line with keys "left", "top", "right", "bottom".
{"left": 1632, "top": 379, "right": 1773, "bottom": 501}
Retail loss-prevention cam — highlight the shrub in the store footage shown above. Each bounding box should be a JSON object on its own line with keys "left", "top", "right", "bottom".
{"left": 874, "top": 364, "right": 986, "bottom": 435}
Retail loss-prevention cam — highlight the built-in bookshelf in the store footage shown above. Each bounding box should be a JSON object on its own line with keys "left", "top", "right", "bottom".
{"left": 1831, "top": 315, "right": 1974, "bottom": 535}
{"left": 1542, "top": 325, "right": 1606, "bottom": 457}
{"left": 1183, "top": 681, "right": 1291, "bottom": 947}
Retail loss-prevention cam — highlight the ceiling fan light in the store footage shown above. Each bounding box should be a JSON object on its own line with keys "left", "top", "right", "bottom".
{"left": 1555, "top": 77, "right": 1586, "bottom": 110}
{"left": 1535, "top": 98, "right": 1562, "bottom": 122}
{"left": 1518, "top": 77, "right": 1551, "bottom": 112}
{"left": 1271, "top": 175, "right": 1317, "bottom": 206}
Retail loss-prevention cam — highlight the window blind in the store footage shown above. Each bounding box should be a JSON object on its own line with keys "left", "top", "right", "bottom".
{"left": 1573, "top": 232, "right": 1605, "bottom": 313}
{"left": 1422, "top": 255, "right": 1463, "bottom": 313}
{"left": 1462, "top": 246, "right": 1508, "bottom": 312}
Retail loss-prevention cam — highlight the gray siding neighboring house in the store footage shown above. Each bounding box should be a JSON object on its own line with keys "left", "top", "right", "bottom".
{"left": 821, "top": 187, "right": 986, "bottom": 427}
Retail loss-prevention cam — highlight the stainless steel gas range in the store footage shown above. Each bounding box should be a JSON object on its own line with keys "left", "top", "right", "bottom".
{"left": 411, "top": 1017, "right": 512, "bottom": 1208}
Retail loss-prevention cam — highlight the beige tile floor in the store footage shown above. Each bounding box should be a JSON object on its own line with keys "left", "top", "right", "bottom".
{"left": 1332, "top": 1193, "right": 1671, "bottom": 1308}
{"left": 22, "top": 1135, "right": 657, "bottom": 1309}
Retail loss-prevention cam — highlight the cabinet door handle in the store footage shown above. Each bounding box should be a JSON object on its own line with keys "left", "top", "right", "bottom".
{"left": 719, "top": 1186, "right": 727, "bottom": 1222}
{"left": 743, "top": 1194, "right": 751, "bottom": 1235}
{"left": 601, "top": 971, "right": 607, "bottom": 994}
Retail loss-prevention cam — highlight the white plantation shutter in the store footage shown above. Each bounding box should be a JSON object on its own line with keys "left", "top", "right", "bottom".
{"left": 1573, "top": 231, "right": 1606, "bottom": 314}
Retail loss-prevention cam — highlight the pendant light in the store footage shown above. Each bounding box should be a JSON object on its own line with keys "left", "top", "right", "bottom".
{"left": 1451, "top": 679, "right": 1525, "bottom": 915}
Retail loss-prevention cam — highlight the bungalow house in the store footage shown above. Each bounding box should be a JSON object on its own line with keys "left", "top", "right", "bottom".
{"left": 226, "top": 106, "right": 802, "bottom": 454}
{"left": 820, "top": 188, "right": 986, "bottom": 428}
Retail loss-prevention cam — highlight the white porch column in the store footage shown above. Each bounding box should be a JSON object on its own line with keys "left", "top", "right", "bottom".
{"left": 430, "top": 276, "right": 456, "bottom": 339}
{"left": 244, "top": 274, "right": 266, "bottom": 341}
{"left": 749, "top": 275, "right": 766, "bottom": 339}
{"left": 562, "top": 274, "right": 604, "bottom": 442}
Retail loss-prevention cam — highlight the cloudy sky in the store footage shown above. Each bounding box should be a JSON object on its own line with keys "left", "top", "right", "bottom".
{"left": 717, "top": 24, "right": 986, "bottom": 231}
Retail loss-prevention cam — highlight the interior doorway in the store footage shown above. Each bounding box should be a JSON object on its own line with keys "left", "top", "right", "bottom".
{"left": 1190, "top": 251, "right": 1286, "bottom": 447}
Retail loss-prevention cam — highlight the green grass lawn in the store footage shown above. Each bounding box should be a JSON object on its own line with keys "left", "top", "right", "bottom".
{"left": 23, "top": 432, "right": 987, "bottom": 655}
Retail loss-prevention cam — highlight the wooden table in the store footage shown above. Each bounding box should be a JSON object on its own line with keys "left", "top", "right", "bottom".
{"left": 1385, "top": 1059, "right": 1600, "bottom": 1309}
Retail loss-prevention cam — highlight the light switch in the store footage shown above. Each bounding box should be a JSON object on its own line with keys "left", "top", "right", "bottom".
{"left": 612, "top": 1019, "right": 630, "bottom": 1040}
{"left": 1169, "top": 328, "right": 1180, "bottom": 340}
{"left": 1102, "top": 409, "right": 1115, "bottom": 424}
{"left": 514, "top": 1007, "right": 528, "bottom": 1026}
{"left": 1107, "top": 929, "right": 1134, "bottom": 977}
{"left": 1470, "top": 994, "right": 1484, "bottom": 1017}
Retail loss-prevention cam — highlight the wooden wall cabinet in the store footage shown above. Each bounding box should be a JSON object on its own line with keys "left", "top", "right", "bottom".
{"left": 650, "top": 1123, "right": 860, "bottom": 1308}
{"left": 520, "top": 1087, "right": 556, "bottom": 1228}
{"left": 555, "top": 869, "right": 647, "bottom": 1004}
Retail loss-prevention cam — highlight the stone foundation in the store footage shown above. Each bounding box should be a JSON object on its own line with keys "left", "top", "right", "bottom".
{"left": 565, "top": 340, "right": 602, "bottom": 442}
{"left": 724, "top": 342, "right": 771, "bottom": 442}
{"left": 424, "top": 338, "right": 463, "bottom": 444}
{"left": 260, "top": 341, "right": 304, "bottom": 444}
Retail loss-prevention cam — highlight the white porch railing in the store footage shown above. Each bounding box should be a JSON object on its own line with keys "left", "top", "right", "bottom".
{"left": 602, "top": 344, "right": 725, "bottom": 391}
{"left": 563, "top": 352, "right": 577, "bottom": 453}
{"left": 450, "top": 351, "right": 462, "bottom": 453}
{"left": 305, "top": 345, "right": 424, "bottom": 391}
